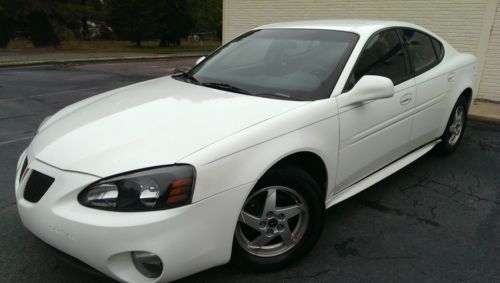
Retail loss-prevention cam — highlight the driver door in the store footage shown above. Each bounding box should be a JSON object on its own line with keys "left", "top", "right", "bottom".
{"left": 335, "top": 29, "right": 416, "bottom": 192}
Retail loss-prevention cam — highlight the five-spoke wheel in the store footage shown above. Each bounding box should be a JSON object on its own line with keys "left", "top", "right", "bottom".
{"left": 448, "top": 104, "right": 465, "bottom": 146}
{"left": 236, "top": 186, "right": 309, "bottom": 257}
{"left": 232, "top": 166, "right": 324, "bottom": 270}
{"left": 436, "top": 95, "right": 468, "bottom": 155}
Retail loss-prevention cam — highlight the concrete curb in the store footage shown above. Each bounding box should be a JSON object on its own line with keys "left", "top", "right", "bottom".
{"left": 468, "top": 100, "right": 500, "bottom": 125}
{"left": 0, "top": 53, "right": 209, "bottom": 68}
{"left": 468, "top": 114, "right": 500, "bottom": 125}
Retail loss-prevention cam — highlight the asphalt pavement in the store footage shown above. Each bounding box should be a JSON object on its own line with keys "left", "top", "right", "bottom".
{"left": 0, "top": 61, "right": 499, "bottom": 282}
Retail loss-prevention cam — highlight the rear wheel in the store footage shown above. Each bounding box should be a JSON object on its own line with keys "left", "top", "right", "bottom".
{"left": 436, "top": 96, "right": 468, "bottom": 155}
{"left": 232, "top": 166, "right": 324, "bottom": 271}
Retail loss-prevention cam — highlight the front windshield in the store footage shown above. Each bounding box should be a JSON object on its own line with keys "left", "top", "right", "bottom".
{"left": 186, "top": 29, "right": 358, "bottom": 101}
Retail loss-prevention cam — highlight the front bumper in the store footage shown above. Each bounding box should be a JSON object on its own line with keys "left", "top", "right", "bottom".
{"left": 15, "top": 151, "right": 252, "bottom": 282}
{"left": 37, "top": 237, "right": 108, "bottom": 278}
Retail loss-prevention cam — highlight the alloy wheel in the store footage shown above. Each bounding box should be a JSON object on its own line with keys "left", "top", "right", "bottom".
{"left": 448, "top": 105, "right": 465, "bottom": 146}
{"left": 235, "top": 186, "right": 309, "bottom": 257}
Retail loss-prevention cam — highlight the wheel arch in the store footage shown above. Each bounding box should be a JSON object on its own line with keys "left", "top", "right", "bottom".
{"left": 460, "top": 87, "right": 473, "bottom": 109}
{"left": 259, "top": 151, "right": 329, "bottom": 200}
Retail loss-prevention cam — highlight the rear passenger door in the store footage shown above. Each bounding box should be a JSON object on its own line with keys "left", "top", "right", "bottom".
{"left": 401, "top": 28, "right": 449, "bottom": 150}
{"left": 335, "top": 29, "right": 416, "bottom": 191}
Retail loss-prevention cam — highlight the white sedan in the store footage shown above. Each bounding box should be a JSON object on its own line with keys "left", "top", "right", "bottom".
{"left": 15, "top": 20, "right": 478, "bottom": 282}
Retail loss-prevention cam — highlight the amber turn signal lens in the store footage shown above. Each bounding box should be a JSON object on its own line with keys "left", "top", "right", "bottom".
{"left": 170, "top": 186, "right": 190, "bottom": 196}
{"left": 171, "top": 178, "right": 192, "bottom": 188}
{"left": 167, "top": 194, "right": 189, "bottom": 204}
{"left": 166, "top": 178, "right": 193, "bottom": 205}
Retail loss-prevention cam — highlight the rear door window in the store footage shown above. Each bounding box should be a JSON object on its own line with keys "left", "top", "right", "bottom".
{"left": 431, "top": 37, "right": 444, "bottom": 60}
{"left": 402, "top": 29, "right": 441, "bottom": 74}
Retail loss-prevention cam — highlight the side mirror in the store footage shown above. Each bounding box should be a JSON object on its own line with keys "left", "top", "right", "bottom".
{"left": 338, "top": 75, "right": 395, "bottom": 108}
{"left": 196, "top": 56, "right": 206, "bottom": 65}
{"left": 173, "top": 65, "right": 191, "bottom": 74}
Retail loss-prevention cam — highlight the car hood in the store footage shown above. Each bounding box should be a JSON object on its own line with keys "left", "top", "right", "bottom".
{"left": 30, "top": 77, "right": 308, "bottom": 177}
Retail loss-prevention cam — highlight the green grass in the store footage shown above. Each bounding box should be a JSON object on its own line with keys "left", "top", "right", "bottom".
{"left": 3, "top": 38, "right": 221, "bottom": 54}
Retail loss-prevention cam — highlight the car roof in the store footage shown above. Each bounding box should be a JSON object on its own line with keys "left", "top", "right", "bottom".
{"left": 256, "top": 19, "right": 424, "bottom": 35}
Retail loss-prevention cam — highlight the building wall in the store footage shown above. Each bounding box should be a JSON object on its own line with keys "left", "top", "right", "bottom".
{"left": 223, "top": 0, "right": 500, "bottom": 101}
{"left": 478, "top": 0, "right": 500, "bottom": 101}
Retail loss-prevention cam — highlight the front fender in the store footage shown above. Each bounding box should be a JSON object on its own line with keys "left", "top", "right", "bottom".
{"left": 183, "top": 99, "right": 340, "bottom": 203}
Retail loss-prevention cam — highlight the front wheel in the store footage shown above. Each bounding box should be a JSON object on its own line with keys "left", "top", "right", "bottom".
{"left": 231, "top": 166, "right": 324, "bottom": 271}
{"left": 436, "top": 96, "right": 468, "bottom": 155}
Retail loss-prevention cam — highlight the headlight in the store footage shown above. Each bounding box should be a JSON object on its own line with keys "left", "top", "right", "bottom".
{"left": 78, "top": 165, "right": 195, "bottom": 211}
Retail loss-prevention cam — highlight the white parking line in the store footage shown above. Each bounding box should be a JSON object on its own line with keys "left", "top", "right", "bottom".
{"left": 0, "top": 136, "right": 33, "bottom": 147}
{"left": 0, "top": 87, "right": 102, "bottom": 102}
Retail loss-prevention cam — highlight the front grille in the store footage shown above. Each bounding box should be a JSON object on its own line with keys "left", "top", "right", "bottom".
{"left": 23, "top": 170, "right": 55, "bottom": 203}
{"left": 19, "top": 157, "right": 28, "bottom": 183}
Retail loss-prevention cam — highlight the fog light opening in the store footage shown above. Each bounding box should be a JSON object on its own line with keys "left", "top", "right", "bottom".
{"left": 132, "top": 251, "right": 163, "bottom": 278}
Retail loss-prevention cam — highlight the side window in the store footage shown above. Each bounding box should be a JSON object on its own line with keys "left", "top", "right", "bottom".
{"left": 403, "top": 29, "right": 440, "bottom": 73}
{"left": 431, "top": 37, "right": 444, "bottom": 60}
{"left": 346, "top": 30, "right": 408, "bottom": 91}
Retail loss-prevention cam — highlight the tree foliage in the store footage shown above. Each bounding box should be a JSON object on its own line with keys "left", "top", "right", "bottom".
{"left": 104, "top": 0, "right": 156, "bottom": 47}
{"left": 80, "top": 0, "right": 104, "bottom": 40}
{"left": 155, "top": 0, "right": 193, "bottom": 47}
{"left": 188, "top": 0, "right": 222, "bottom": 38}
{"left": 0, "top": 0, "right": 222, "bottom": 48}
{"left": 19, "top": 0, "right": 85, "bottom": 46}
{"left": 0, "top": 0, "right": 21, "bottom": 47}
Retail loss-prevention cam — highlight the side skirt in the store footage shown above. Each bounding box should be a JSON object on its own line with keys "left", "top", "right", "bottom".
{"left": 325, "top": 139, "right": 441, "bottom": 209}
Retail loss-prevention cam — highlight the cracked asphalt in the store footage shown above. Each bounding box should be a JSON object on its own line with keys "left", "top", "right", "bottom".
{"left": 1, "top": 61, "right": 499, "bottom": 282}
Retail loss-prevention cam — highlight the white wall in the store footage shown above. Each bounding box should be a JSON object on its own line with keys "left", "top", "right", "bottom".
{"left": 223, "top": 0, "right": 500, "bottom": 101}
{"left": 478, "top": 0, "right": 500, "bottom": 101}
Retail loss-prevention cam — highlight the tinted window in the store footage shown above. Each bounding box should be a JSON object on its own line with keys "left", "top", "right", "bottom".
{"left": 347, "top": 30, "right": 408, "bottom": 91}
{"left": 431, "top": 37, "right": 444, "bottom": 60}
{"left": 403, "top": 29, "right": 439, "bottom": 73}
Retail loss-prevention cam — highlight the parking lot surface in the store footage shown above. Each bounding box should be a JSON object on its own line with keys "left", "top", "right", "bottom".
{"left": 0, "top": 61, "right": 499, "bottom": 282}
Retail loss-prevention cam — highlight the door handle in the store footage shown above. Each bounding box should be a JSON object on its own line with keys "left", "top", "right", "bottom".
{"left": 400, "top": 93, "right": 412, "bottom": 105}
{"left": 447, "top": 72, "right": 456, "bottom": 82}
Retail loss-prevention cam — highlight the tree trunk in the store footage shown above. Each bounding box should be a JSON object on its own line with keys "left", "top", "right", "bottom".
{"left": 159, "top": 38, "right": 167, "bottom": 47}
{"left": 81, "top": 0, "right": 89, "bottom": 40}
{"left": 81, "top": 18, "right": 89, "bottom": 40}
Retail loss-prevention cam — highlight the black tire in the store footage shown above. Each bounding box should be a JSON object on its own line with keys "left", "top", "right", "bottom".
{"left": 231, "top": 165, "right": 325, "bottom": 271}
{"left": 435, "top": 95, "right": 468, "bottom": 155}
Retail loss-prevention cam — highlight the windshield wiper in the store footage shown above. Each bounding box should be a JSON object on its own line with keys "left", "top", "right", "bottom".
{"left": 252, "top": 92, "right": 300, "bottom": 100}
{"left": 202, "top": 82, "right": 251, "bottom": 95}
{"left": 174, "top": 71, "right": 200, "bottom": 85}
{"left": 199, "top": 81, "right": 301, "bottom": 100}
